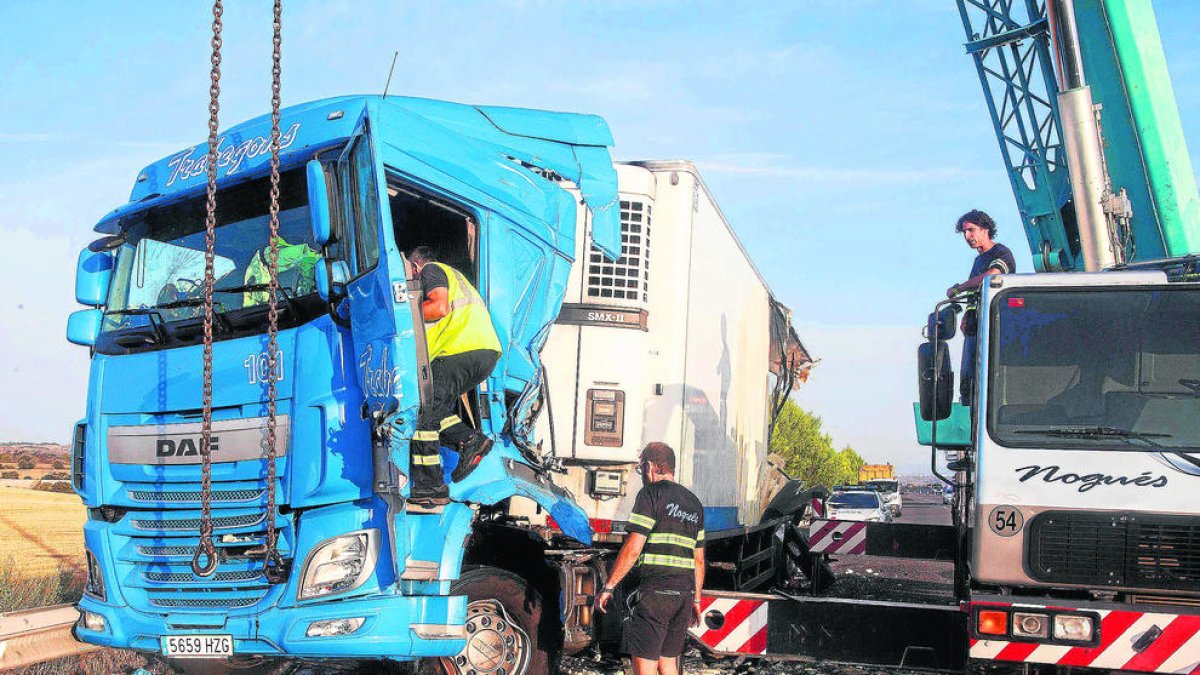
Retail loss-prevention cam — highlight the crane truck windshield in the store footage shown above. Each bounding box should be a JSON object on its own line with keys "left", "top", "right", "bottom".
{"left": 96, "top": 167, "right": 323, "bottom": 354}
{"left": 987, "top": 287, "right": 1200, "bottom": 451}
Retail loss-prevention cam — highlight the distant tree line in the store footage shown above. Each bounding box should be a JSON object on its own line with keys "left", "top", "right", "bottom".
{"left": 769, "top": 400, "right": 864, "bottom": 489}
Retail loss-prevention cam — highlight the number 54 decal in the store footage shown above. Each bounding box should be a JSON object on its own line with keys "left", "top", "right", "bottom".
{"left": 244, "top": 351, "right": 285, "bottom": 385}
{"left": 988, "top": 505, "right": 1024, "bottom": 537}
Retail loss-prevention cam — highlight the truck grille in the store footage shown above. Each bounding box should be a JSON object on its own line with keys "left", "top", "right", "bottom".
{"left": 133, "top": 513, "right": 265, "bottom": 531}
{"left": 151, "top": 597, "right": 262, "bottom": 609}
{"left": 144, "top": 570, "right": 263, "bottom": 583}
{"left": 129, "top": 488, "right": 264, "bottom": 503}
{"left": 106, "top": 457, "right": 293, "bottom": 615}
{"left": 1027, "top": 511, "right": 1200, "bottom": 591}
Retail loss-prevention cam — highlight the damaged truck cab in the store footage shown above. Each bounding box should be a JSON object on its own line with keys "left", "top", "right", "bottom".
{"left": 68, "top": 95, "right": 624, "bottom": 667}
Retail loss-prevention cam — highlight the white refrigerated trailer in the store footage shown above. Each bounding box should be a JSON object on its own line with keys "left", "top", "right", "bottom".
{"left": 515, "top": 160, "right": 812, "bottom": 536}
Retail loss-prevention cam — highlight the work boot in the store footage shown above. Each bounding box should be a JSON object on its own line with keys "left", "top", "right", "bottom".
{"left": 451, "top": 434, "right": 494, "bottom": 482}
{"left": 408, "top": 484, "right": 450, "bottom": 512}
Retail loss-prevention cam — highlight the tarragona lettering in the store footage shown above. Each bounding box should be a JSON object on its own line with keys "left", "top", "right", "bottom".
{"left": 165, "top": 123, "right": 301, "bottom": 186}
{"left": 1015, "top": 464, "right": 1168, "bottom": 492}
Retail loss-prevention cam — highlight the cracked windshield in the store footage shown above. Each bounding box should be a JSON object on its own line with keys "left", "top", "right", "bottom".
{"left": 101, "top": 168, "right": 318, "bottom": 340}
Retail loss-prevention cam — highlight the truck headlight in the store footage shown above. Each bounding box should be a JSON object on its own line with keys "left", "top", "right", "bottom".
{"left": 1053, "top": 614, "right": 1094, "bottom": 642}
{"left": 84, "top": 550, "right": 106, "bottom": 601}
{"left": 298, "top": 530, "right": 379, "bottom": 600}
{"left": 1012, "top": 612, "right": 1049, "bottom": 638}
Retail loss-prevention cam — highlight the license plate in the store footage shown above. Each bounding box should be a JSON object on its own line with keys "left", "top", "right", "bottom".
{"left": 161, "top": 634, "right": 233, "bottom": 658}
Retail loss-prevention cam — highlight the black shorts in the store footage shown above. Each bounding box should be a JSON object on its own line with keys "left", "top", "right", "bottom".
{"left": 621, "top": 584, "right": 693, "bottom": 660}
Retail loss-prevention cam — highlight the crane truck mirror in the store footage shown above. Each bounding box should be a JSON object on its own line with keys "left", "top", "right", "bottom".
{"left": 67, "top": 308, "right": 103, "bottom": 347}
{"left": 75, "top": 249, "right": 114, "bottom": 306}
{"left": 917, "top": 341, "right": 954, "bottom": 421}
{"left": 926, "top": 305, "right": 960, "bottom": 341}
{"left": 307, "top": 159, "right": 333, "bottom": 247}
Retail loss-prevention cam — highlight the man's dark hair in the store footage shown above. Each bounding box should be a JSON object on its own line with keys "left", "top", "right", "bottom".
{"left": 641, "top": 442, "right": 676, "bottom": 473}
{"left": 408, "top": 246, "right": 437, "bottom": 265}
{"left": 955, "top": 209, "right": 996, "bottom": 238}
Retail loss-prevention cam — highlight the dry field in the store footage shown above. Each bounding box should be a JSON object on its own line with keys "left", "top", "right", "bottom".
{"left": 0, "top": 485, "right": 87, "bottom": 577}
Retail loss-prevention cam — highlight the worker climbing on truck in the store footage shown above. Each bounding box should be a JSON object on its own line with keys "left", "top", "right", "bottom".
{"left": 945, "top": 209, "right": 1015, "bottom": 404}
{"left": 408, "top": 243, "right": 503, "bottom": 506}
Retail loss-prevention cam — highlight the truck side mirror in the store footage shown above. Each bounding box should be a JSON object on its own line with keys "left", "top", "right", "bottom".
{"left": 307, "top": 159, "right": 333, "bottom": 247}
{"left": 918, "top": 341, "right": 953, "bottom": 421}
{"left": 76, "top": 249, "right": 114, "bottom": 306}
{"left": 315, "top": 257, "right": 350, "bottom": 302}
{"left": 67, "top": 308, "right": 103, "bottom": 347}
{"left": 926, "top": 305, "right": 959, "bottom": 341}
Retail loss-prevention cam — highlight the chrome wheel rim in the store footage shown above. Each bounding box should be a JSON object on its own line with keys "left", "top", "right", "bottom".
{"left": 443, "top": 599, "right": 530, "bottom": 675}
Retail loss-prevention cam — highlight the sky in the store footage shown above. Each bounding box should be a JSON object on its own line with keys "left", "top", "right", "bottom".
{"left": 1, "top": 1, "right": 1197, "bottom": 473}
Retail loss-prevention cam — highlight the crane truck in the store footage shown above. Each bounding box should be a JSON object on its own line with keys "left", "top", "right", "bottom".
{"left": 65, "top": 95, "right": 812, "bottom": 673}
{"left": 916, "top": 0, "right": 1200, "bottom": 672}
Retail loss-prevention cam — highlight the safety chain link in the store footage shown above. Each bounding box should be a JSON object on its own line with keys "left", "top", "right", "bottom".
{"left": 253, "top": 0, "right": 288, "bottom": 584}
{"left": 192, "top": 0, "right": 224, "bottom": 578}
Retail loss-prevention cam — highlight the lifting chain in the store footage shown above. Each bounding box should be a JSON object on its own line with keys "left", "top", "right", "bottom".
{"left": 191, "top": 0, "right": 224, "bottom": 578}
{"left": 192, "top": 0, "right": 288, "bottom": 583}
{"left": 248, "top": 0, "right": 288, "bottom": 584}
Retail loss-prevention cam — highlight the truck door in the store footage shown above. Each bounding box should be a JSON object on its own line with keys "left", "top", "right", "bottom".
{"left": 337, "top": 122, "right": 430, "bottom": 481}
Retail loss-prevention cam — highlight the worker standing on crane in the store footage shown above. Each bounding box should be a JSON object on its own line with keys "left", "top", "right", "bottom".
{"left": 407, "top": 244, "right": 503, "bottom": 507}
{"left": 946, "top": 209, "right": 1016, "bottom": 404}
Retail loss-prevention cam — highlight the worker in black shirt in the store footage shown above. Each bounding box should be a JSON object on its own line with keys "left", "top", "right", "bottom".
{"left": 596, "top": 442, "right": 705, "bottom": 675}
{"left": 406, "top": 245, "right": 502, "bottom": 508}
{"left": 946, "top": 209, "right": 1016, "bottom": 405}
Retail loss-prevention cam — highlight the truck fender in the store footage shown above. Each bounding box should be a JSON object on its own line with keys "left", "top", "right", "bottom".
{"left": 449, "top": 444, "right": 592, "bottom": 546}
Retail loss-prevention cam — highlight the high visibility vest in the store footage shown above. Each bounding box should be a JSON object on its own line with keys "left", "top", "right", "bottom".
{"left": 425, "top": 262, "right": 502, "bottom": 360}
{"left": 243, "top": 238, "right": 319, "bottom": 305}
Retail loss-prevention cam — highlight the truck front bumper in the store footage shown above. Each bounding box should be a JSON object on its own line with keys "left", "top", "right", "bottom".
{"left": 76, "top": 592, "right": 467, "bottom": 660}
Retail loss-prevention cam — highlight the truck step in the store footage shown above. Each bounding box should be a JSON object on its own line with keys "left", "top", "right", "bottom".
{"left": 401, "top": 560, "right": 440, "bottom": 581}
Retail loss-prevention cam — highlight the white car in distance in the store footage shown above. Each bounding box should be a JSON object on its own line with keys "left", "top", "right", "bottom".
{"left": 864, "top": 478, "right": 902, "bottom": 517}
{"left": 826, "top": 490, "right": 892, "bottom": 523}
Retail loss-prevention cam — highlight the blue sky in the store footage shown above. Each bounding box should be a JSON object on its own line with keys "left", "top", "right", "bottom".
{"left": 1, "top": 2, "right": 1197, "bottom": 473}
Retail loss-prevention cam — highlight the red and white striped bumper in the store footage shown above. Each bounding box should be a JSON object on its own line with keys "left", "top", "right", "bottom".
{"left": 808, "top": 519, "right": 867, "bottom": 554}
{"left": 689, "top": 595, "right": 769, "bottom": 655}
{"left": 971, "top": 602, "right": 1200, "bottom": 673}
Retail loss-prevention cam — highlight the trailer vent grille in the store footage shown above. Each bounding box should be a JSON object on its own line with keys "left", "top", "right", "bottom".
{"left": 587, "top": 200, "right": 651, "bottom": 302}
{"left": 1027, "top": 512, "right": 1200, "bottom": 592}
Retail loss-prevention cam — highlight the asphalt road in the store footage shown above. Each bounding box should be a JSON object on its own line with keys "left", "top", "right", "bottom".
{"left": 825, "top": 491, "right": 957, "bottom": 604}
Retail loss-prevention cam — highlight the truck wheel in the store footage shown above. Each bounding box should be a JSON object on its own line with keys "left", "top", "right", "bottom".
{"left": 435, "top": 566, "right": 557, "bottom": 675}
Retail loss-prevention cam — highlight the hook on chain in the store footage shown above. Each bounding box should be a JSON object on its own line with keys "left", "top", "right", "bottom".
{"left": 191, "top": 523, "right": 219, "bottom": 577}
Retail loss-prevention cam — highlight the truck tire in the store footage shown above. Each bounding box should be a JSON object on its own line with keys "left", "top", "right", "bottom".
{"left": 433, "top": 566, "right": 558, "bottom": 675}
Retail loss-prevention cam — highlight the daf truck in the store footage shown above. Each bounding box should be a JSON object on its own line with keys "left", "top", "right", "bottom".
{"left": 65, "top": 95, "right": 810, "bottom": 673}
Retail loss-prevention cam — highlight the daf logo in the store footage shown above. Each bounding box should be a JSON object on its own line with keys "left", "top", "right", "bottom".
{"left": 156, "top": 436, "right": 219, "bottom": 457}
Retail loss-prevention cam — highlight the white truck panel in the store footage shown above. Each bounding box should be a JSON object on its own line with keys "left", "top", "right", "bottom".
{"left": 524, "top": 161, "right": 781, "bottom": 531}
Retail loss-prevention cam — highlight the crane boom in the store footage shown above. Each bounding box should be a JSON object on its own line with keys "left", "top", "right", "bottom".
{"left": 957, "top": 0, "right": 1200, "bottom": 270}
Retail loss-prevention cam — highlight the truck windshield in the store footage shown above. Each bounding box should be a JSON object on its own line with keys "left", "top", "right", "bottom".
{"left": 97, "top": 167, "right": 324, "bottom": 354}
{"left": 830, "top": 492, "right": 878, "bottom": 509}
{"left": 987, "top": 287, "right": 1200, "bottom": 450}
{"left": 865, "top": 480, "right": 898, "bottom": 494}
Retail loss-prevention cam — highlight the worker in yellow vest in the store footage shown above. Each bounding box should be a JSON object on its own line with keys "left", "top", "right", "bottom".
{"left": 407, "top": 246, "right": 502, "bottom": 506}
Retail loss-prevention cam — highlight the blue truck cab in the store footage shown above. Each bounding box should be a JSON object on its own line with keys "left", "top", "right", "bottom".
{"left": 67, "top": 95, "right": 625, "bottom": 671}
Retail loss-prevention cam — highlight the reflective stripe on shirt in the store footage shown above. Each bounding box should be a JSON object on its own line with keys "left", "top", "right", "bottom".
{"left": 628, "top": 512, "right": 656, "bottom": 529}
{"left": 638, "top": 553, "right": 695, "bottom": 570}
